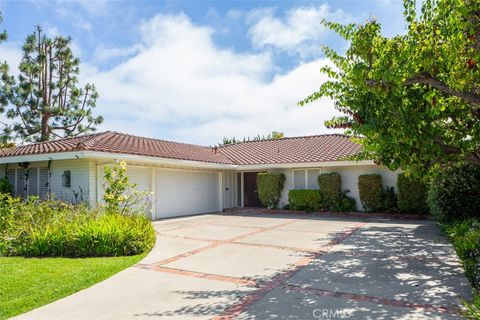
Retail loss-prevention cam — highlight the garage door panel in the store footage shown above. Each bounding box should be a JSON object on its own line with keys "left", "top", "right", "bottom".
{"left": 156, "top": 169, "right": 220, "bottom": 218}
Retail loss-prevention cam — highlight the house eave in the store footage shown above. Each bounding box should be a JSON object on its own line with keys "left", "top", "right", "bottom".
{"left": 234, "top": 160, "right": 376, "bottom": 171}
{"left": 0, "top": 152, "right": 375, "bottom": 170}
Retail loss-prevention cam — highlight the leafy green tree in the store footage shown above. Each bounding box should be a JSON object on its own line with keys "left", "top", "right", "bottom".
{"left": 300, "top": 0, "right": 480, "bottom": 174}
{"left": 1, "top": 26, "right": 103, "bottom": 142}
{"left": 220, "top": 131, "right": 285, "bottom": 146}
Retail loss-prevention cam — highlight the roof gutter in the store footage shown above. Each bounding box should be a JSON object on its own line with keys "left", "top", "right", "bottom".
{"left": 0, "top": 152, "right": 376, "bottom": 170}
{"left": 0, "top": 151, "right": 87, "bottom": 164}
{"left": 83, "top": 151, "right": 238, "bottom": 170}
{"left": 234, "top": 160, "right": 376, "bottom": 170}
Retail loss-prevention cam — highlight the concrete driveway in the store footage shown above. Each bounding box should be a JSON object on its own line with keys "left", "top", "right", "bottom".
{"left": 14, "top": 213, "right": 472, "bottom": 320}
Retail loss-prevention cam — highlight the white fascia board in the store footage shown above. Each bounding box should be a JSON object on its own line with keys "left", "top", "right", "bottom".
{"left": 82, "top": 151, "right": 238, "bottom": 170}
{"left": 0, "top": 151, "right": 87, "bottom": 164}
{"left": 0, "top": 151, "right": 375, "bottom": 171}
{"left": 235, "top": 160, "right": 376, "bottom": 171}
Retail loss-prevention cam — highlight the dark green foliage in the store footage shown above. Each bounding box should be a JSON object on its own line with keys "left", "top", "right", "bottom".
{"left": 427, "top": 164, "right": 480, "bottom": 223}
{"left": 288, "top": 190, "right": 325, "bottom": 212}
{"left": 0, "top": 195, "right": 155, "bottom": 257}
{"left": 332, "top": 190, "right": 357, "bottom": 212}
{"left": 257, "top": 172, "right": 285, "bottom": 209}
{"left": 0, "top": 177, "right": 13, "bottom": 195}
{"left": 318, "top": 172, "right": 341, "bottom": 207}
{"left": 358, "top": 174, "right": 383, "bottom": 212}
{"left": 397, "top": 173, "right": 429, "bottom": 214}
{"left": 379, "top": 186, "right": 398, "bottom": 213}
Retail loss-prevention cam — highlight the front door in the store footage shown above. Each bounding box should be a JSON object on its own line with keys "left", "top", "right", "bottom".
{"left": 243, "top": 172, "right": 263, "bottom": 207}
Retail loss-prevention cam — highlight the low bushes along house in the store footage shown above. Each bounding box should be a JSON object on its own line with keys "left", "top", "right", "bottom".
{"left": 0, "top": 131, "right": 401, "bottom": 218}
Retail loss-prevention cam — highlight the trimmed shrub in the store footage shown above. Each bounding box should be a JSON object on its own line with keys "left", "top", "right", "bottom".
{"left": 288, "top": 190, "right": 325, "bottom": 212}
{"left": 0, "top": 195, "right": 155, "bottom": 257}
{"left": 397, "top": 173, "right": 428, "bottom": 214}
{"left": 358, "top": 174, "right": 382, "bottom": 212}
{"left": 379, "top": 186, "right": 398, "bottom": 213}
{"left": 0, "top": 178, "right": 13, "bottom": 195}
{"left": 318, "top": 173, "right": 341, "bottom": 207}
{"left": 427, "top": 164, "right": 480, "bottom": 222}
{"left": 332, "top": 190, "right": 357, "bottom": 212}
{"left": 257, "top": 172, "right": 285, "bottom": 209}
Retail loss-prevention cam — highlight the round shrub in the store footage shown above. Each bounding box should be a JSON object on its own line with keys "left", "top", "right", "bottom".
{"left": 257, "top": 172, "right": 285, "bottom": 209}
{"left": 0, "top": 178, "right": 13, "bottom": 195}
{"left": 358, "top": 174, "right": 383, "bottom": 212}
{"left": 427, "top": 164, "right": 480, "bottom": 222}
{"left": 318, "top": 173, "right": 341, "bottom": 207}
{"left": 397, "top": 173, "right": 428, "bottom": 214}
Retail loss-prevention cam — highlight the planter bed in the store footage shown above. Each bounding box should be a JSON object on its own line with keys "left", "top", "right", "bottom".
{"left": 223, "top": 207, "right": 431, "bottom": 220}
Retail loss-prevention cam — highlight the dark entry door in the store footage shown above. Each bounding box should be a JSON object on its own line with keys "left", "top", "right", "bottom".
{"left": 243, "top": 172, "right": 263, "bottom": 207}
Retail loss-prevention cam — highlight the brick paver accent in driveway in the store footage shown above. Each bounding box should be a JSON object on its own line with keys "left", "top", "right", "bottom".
{"left": 13, "top": 213, "right": 472, "bottom": 320}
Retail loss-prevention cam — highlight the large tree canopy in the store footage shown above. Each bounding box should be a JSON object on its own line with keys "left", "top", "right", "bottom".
{"left": 1, "top": 26, "right": 103, "bottom": 142}
{"left": 300, "top": 0, "right": 480, "bottom": 174}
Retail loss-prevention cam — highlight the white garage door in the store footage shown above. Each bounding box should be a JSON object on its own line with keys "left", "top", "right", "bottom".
{"left": 156, "top": 169, "right": 220, "bottom": 218}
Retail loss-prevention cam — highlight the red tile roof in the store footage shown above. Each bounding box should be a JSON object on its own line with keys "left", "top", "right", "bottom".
{"left": 0, "top": 131, "right": 361, "bottom": 165}
{"left": 219, "top": 134, "right": 361, "bottom": 165}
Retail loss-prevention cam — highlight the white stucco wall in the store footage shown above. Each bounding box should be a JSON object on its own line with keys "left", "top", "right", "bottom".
{"left": 278, "top": 165, "right": 400, "bottom": 211}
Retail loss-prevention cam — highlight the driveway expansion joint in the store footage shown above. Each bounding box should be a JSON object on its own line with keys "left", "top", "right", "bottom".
{"left": 212, "top": 221, "right": 370, "bottom": 320}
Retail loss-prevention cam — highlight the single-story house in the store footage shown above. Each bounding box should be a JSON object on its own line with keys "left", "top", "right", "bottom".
{"left": 0, "top": 131, "right": 399, "bottom": 219}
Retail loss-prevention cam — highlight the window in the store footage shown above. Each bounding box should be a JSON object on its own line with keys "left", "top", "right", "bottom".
{"left": 62, "top": 170, "right": 71, "bottom": 188}
{"left": 293, "top": 170, "right": 306, "bottom": 189}
{"left": 307, "top": 170, "right": 320, "bottom": 189}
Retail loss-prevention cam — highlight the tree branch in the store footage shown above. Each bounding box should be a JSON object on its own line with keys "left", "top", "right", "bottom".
{"left": 405, "top": 73, "right": 480, "bottom": 108}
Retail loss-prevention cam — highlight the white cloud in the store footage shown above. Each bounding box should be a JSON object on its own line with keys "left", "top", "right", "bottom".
{"left": 83, "top": 13, "right": 342, "bottom": 145}
{"left": 0, "top": 42, "right": 22, "bottom": 75}
{"left": 248, "top": 5, "right": 352, "bottom": 57}
{"left": 93, "top": 44, "right": 143, "bottom": 63}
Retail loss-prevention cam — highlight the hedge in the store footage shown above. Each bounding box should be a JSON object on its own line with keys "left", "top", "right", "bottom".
{"left": 358, "top": 174, "right": 383, "bottom": 212}
{"left": 288, "top": 190, "right": 324, "bottom": 212}
{"left": 318, "top": 173, "right": 341, "bottom": 207}
{"left": 257, "top": 172, "right": 285, "bottom": 209}
{"left": 397, "top": 173, "right": 428, "bottom": 214}
{"left": 427, "top": 164, "right": 480, "bottom": 222}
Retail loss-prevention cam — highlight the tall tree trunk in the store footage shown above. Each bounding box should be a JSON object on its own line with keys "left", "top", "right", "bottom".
{"left": 40, "top": 115, "right": 50, "bottom": 142}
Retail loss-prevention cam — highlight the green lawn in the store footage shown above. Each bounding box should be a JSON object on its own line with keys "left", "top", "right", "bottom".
{"left": 0, "top": 254, "right": 145, "bottom": 319}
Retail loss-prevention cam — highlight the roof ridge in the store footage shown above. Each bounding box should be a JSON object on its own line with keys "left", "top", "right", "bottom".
{"left": 76, "top": 131, "right": 113, "bottom": 150}
{"left": 106, "top": 131, "right": 213, "bottom": 149}
{"left": 217, "top": 133, "right": 350, "bottom": 148}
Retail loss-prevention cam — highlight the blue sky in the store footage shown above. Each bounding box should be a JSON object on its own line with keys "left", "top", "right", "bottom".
{"left": 0, "top": 0, "right": 407, "bottom": 145}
